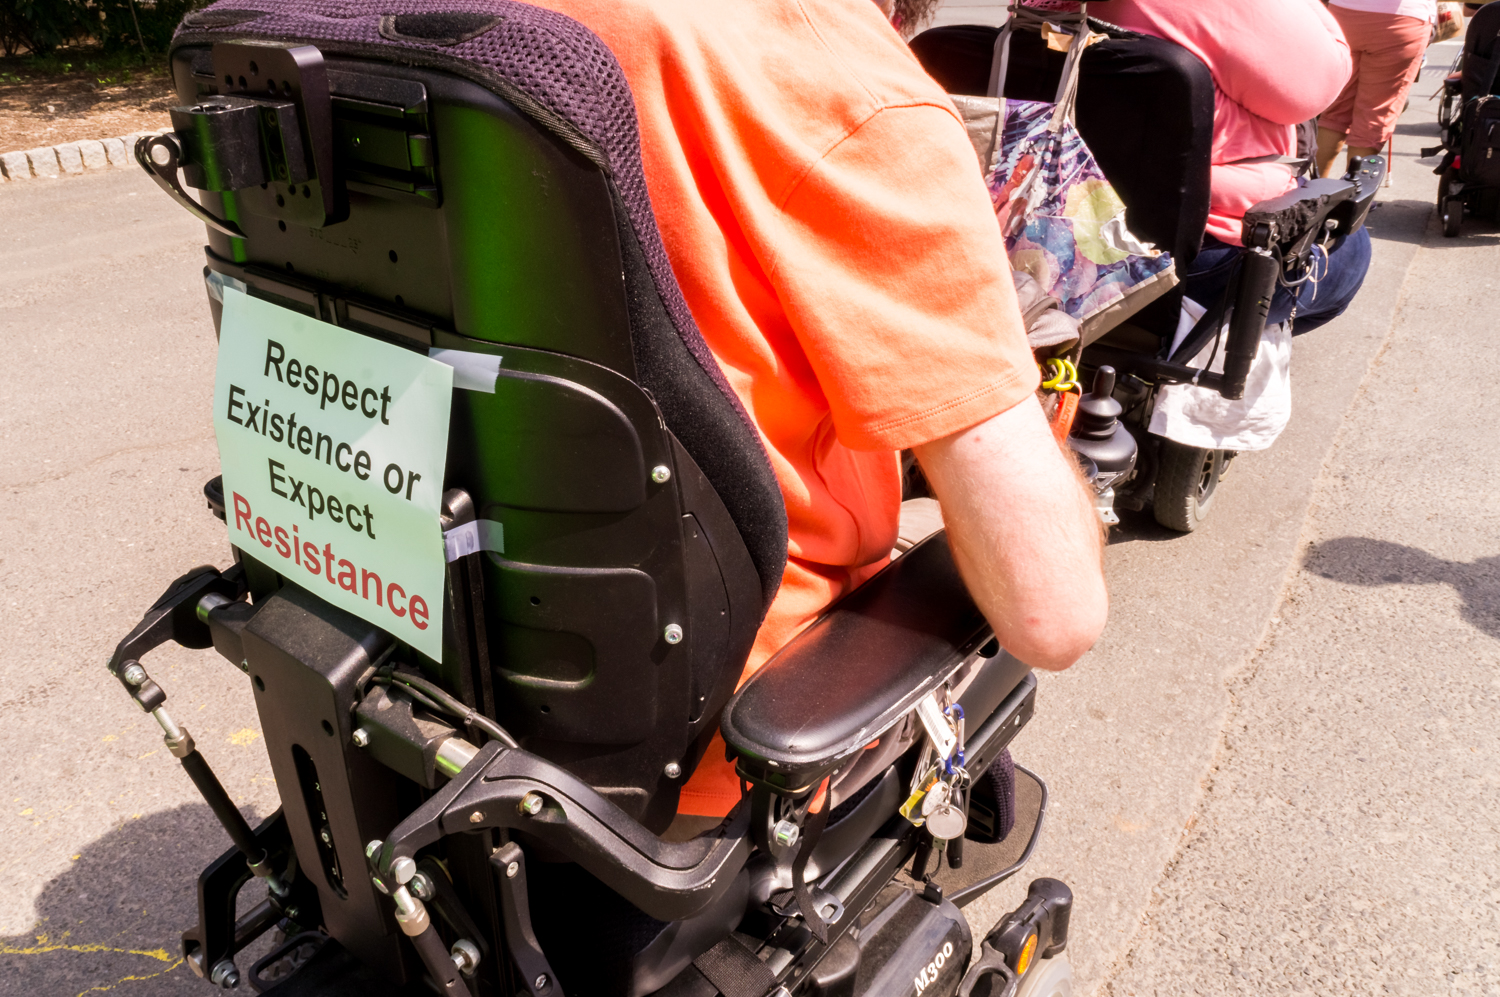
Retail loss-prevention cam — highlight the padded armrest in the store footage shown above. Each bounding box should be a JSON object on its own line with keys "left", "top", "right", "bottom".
{"left": 720, "top": 533, "right": 992, "bottom": 794}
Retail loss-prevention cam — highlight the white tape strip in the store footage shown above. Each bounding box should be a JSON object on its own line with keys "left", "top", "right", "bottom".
{"left": 429, "top": 348, "right": 502, "bottom": 393}
{"left": 443, "top": 519, "right": 504, "bottom": 562}
{"left": 205, "top": 270, "right": 248, "bottom": 304}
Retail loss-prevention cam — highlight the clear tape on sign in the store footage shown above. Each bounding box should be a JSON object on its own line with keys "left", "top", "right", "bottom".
{"left": 205, "top": 270, "right": 248, "bottom": 303}
{"left": 443, "top": 519, "right": 504, "bottom": 562}
{"left": 428, "top": 348, "right": 501, "bottom": 393}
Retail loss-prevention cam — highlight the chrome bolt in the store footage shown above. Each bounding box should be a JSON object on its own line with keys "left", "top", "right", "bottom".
{"left": 650, "top": 465, "right": 671, "bottom": 484}
{"left": 391, "top": 856, "right": 417, "bottom": 884}
{"left": 239, "top": 659, "right": 250, "bottom": 673}
{"left": 664, "top": 761, "right": 682, "bottom": 779}
{"left": 409, "top": 872, "right": 435, "bottom": 901}
{"left": 209, "top": 958, "right": 240, "bottom": 989}
{"left": 534, "top": 974, "right": 550, "bottom": 992}
{"left": 122, "top": 663, "right": 147, "bottom": 687}
{"left": 469, "top": 810, "right": 484, "bottom": 824}
{"left": 365, "top": 839, "right": 383, "bottom": 860}
{"left": 149, "top": 142, "right": 173, "bottom": 167}
{"left": 505, "top": 861, "right": 519, "bottom": 879}
{"left": 451, "top": 938, "right": 481, "bottom": 976}
{"left": 773, "top": 819, "right": 800, "bottom": 848}
{"left": 319, "top": 828, "right": 331, "bottom": 845}
{"left": 664, "top": 624, "right": 683, "bottom": 645}
{"left": 351, "top": 727, "right": 370, "bottom": 748}
{"left": 518, "top": 792, "right": 544, "bottom": 816}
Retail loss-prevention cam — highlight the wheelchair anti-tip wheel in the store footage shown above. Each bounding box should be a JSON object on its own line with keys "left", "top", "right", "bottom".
{"left": 1016, "top": 953, "right": 1074, "bottom": 997}
{"left": 1152, "top": 440, "right": 1224, "bottom": 533}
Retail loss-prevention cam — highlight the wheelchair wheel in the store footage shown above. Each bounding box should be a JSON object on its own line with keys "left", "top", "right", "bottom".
{"left": 1152, "top": 441, "right": 1224, "bottom": 533}
{"left": 1016, "top": 954, "right": 1074, "bottom": 997}
{"left": 1442, "top": 197, "right": 1463, "bottom": 238}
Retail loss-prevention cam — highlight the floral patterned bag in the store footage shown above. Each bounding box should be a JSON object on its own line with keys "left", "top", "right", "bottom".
{"left": 984, "top": 24, "right": 1177, "bottom": 343}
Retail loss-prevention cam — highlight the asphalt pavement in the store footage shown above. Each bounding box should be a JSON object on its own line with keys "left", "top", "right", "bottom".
{"left": 0, "top": 35, "right": 1494, "bottom": 997}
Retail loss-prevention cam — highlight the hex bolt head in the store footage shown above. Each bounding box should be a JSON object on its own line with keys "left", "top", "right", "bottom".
{"left": 320, "top": 828, "right": 332, "bottom": 845}
{"left": 518, "top": 792, "right": 545, "bottom": 816}
{"left": 409, "top": 872, "right": 435, "bottom": 901}
{"left": 505, "top": 860, "right": 520, "bottom": 879}
{"left": 534, "top": 974, "right": 550, "bottom": 992}
{"left": 468, "top": 810, "right": 484, "bottom": 824}
{"left": 664, "top": 761, "right": 683, "bottom": 779}
{"left": 650, "top": 465, "right": 672, "bottom": 484}
{"left": 351, "top": 728, "right": 371, "bottom": 748}
{"left": 773, "top": 819, "right": 800, "bottom": 849}
{"left": 122, "top": 663, "right": 147, "bottom": 687}
{"left": 365, "top": 839, "right": 383, "bottom": 860}
{"left": 664, "top": 624, "right": 684, "bottom": 645}
{"left": 391, "top": 856, "right": 417, "bottom": 884}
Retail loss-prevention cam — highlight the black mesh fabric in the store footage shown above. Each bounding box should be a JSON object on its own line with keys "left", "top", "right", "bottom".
{"left": 172, "top": 0, "right": 789, "bottom": 605}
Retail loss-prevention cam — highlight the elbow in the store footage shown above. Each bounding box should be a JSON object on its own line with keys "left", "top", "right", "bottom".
{"left": 1000, "top": 586, "right": 1109, "bottom": 673}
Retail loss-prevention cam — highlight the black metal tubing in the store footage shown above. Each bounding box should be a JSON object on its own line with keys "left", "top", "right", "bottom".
{"left": 180, "top": 749, "right": 264, "bottom": 862}
{"left": 1083, "top": 345, "right": 1225, "bottom": 394}
{"left": 1220, "top": 247, "right": 1278, "bottom": 401}
{"left": 375, "top": 743, "right": 752, "bottom": 923}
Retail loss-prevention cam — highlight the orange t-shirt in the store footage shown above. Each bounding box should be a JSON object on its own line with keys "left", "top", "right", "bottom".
{"left": 531, "top": 0, "right": 1041, "bottom": 815}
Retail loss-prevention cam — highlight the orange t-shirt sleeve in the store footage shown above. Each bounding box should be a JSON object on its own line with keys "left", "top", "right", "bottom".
{"left": 764, "top": 102, "right": 1041, "bottom": 453}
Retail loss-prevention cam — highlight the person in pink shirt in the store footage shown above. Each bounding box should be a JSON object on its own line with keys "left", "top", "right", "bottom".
{"left": 1100, "top": 0, "right": 1370, "bottom": 334}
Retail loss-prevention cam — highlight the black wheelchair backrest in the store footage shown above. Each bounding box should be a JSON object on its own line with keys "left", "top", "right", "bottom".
{"left": 1463, "top": 1, "right": 1500, "bottom": 102}
{"left": 167, "top": 0, "right": 789, "bottom": 829}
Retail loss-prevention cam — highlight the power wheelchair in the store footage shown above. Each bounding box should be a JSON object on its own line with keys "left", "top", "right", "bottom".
{"left": 108, "top": 4, "right": 1072, "bottom": 996}
{"left": 1431, "top": 0, "right": 1500, "bottom": 237}
{"left": 912, "top": 7, "right": 1385, "bottom": 532}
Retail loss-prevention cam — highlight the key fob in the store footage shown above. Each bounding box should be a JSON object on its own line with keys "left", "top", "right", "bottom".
{"left": 925, "top": 803, "right": 967, "bottom": 841}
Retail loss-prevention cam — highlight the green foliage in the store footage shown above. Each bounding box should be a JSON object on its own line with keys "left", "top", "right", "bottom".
{"left": 0, "top": 0, "right": 208, "bottom": 59}
{"left": 0, "top": 0, "right": 89, "bottom": 58}
{"left": 91, "top": 0, "right": 207, "bottom": 55}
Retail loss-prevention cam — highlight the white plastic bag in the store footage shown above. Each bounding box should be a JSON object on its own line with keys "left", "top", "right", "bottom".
{"left": 1148, "top": 298, "right": 1292, "bottom": 452}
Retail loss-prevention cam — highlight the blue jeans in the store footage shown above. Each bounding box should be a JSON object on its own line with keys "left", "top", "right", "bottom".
{"left": 1181, "top": 227, "right": 1372, "bottom": 336}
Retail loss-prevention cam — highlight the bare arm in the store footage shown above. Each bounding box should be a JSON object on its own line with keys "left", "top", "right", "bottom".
{"left": 913, "top": 396, "right": 1108, "bottom": 671}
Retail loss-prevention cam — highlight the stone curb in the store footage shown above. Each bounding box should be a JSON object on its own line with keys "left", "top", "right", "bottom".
{"left": 0, "top": 128, "right": 172, "bottom": 183}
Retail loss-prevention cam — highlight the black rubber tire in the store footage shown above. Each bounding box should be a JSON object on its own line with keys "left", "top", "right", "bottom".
{"left": 1152, "top": 441, "right": 1224, "bottom": 533}
{"left": 1443, "top": 196, "right": 1463, "bottom": 238}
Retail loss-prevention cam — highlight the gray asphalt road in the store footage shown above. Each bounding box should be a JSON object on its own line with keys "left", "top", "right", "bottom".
{"left": 0, "top": 38, "right": 1492, "bottom": 997}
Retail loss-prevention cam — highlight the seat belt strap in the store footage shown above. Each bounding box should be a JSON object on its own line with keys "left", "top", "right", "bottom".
{"left": 692, "top": 936, "right": 778, "bottom": 997}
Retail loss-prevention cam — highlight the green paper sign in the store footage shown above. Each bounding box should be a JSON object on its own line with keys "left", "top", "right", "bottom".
{"left": 213, "top": 288, "right": 453, "bottom": 659}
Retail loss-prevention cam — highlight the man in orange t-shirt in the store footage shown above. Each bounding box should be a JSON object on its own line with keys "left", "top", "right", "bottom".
{"left": 531, "top": 0, "right": 1109, "bottom": 817}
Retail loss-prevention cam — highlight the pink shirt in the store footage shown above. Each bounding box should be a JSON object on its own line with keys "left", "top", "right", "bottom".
{"left": 1103, "top": 0, "right": 1353, "bottom": 245}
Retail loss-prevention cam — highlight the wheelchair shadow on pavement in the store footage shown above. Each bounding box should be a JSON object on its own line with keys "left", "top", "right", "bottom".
{"left": 0, "top": 803, "right": 273, "bottom": 997}
{"left": 1303, "top": 536, "right": 1500, "bottom": 641}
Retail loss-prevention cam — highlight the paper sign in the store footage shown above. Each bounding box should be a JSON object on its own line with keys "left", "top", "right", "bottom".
{"left": 213, "top": 288, "right": 453, "bottom": 659}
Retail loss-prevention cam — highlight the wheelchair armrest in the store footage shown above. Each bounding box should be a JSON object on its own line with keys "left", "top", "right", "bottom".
{"left": 720, "top": 533, "right": 992, "bottom": 795}
{"left": 1242, "top": 156, "right": 1384, "bottom": 258}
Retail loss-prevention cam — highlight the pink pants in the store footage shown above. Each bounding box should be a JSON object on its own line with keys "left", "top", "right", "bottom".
{"left": 1322, "top": 6, "right": 1431, "bottom": 148}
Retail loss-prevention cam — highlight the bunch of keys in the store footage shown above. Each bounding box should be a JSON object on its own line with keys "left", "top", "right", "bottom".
{"left": 899, "top": 695, "right": 969, "bottom": 841}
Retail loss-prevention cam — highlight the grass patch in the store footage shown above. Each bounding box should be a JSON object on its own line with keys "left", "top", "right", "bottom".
{"left": 0, "top": 45, "right": 169, "bottom": 88}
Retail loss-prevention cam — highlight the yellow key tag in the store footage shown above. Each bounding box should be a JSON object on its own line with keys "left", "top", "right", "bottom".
{"left": 900, "top": 768, "right": 941, "bottom": 825}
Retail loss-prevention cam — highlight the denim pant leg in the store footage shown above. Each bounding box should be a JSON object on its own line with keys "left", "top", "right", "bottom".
{"left": 1182, "top": 228, "right": 1371, "bottom": 337}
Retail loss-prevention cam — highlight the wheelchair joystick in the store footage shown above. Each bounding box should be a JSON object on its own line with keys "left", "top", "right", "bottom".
{"left": 1068, "top": 366, "right": 1138, "bottom": 525}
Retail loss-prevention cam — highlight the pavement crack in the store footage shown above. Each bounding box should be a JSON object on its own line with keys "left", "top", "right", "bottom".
{"left": 5, "top": 431, "right": 214, "bottom": 491}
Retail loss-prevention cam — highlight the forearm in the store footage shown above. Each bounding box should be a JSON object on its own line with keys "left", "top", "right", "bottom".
{"left": 913, "top": 396, "right": 1108, "bottom": 671}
